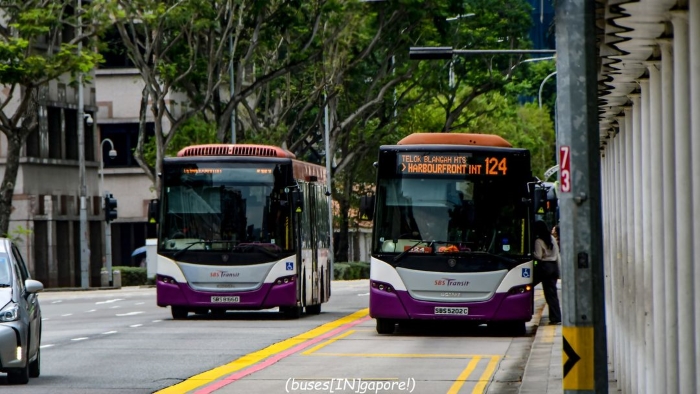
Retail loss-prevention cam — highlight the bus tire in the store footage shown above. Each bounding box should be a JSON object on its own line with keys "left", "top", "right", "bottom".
{"left": 306, "top": 303, "right": 321, "bottom": 315}
{"left": 376, "top": 318, "right": 395, "bottom": 334}
{"left": 171, "top": 306, "right": 188, "bottom": 320}
{"left": 280, "top": 306, "right": 302, "bottom": 319}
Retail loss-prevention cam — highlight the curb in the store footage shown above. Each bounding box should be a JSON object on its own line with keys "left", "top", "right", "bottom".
{"left": 519, "top": 286, "right": 562, "bottom": 394}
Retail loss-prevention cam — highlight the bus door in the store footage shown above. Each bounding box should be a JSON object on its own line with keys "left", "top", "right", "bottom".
{"left": 291, "top": 188, "right": 304, "bottom": 304}
{"left": 307, "top": 183, "right": 320, "bottom": 305}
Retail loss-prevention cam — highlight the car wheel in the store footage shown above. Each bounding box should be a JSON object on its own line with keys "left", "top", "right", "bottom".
{"left": 171, "top": 306, "right": 188, "bottom": 320}
{"left": 28, "top": 348, "right": 40, "bottom": 378}
{"left": 7, "top": 353, "right": 29, "bottom": 384}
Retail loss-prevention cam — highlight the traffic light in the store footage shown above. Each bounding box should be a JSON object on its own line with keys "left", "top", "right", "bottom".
{"left": 104, "top": 194, "right": 118, "bottom": 222}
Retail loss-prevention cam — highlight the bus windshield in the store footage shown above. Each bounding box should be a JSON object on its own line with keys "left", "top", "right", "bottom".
{"left": 160, "top": 162, "right": 294, "bottom": 252}
{"left": 373, "top": 176, "right": 529, "bottom": 256}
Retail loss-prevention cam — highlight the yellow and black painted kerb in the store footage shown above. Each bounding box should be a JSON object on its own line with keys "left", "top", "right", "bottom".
{"left": 562, "top": 326, "right": 594, "bottom": 391}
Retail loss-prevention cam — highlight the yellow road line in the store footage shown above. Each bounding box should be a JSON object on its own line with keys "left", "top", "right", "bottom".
{"left": 311, "top": 353, "right": 500, "bottom": 358}
{"left": 155, "top": 308, "right": 369, "bottom": 394}
{"left": 302, "top": 330, "right": 356, "bottom": 355}
{"left": 472, "top": 356, "right": 500, "bottom": 393}
{"left": 446, "top": 356, "right": 481, "bottom": 394}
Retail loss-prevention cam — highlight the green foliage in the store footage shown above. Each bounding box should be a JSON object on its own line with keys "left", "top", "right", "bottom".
{"left": 333, "top": 262, "right": 370, "bottom": 280}
{"left": 110, "top": 266, "right": 147, "bottom": 286}
{"left": 142, "top": 114, "right": 218, "bottom": 167}
{"left": 5, "top": 225, "right": 33, "bottom": 245}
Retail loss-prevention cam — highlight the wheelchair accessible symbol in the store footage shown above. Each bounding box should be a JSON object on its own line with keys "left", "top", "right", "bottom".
{"left": 522, "top": 268, "right": 531, "bottom": 278}
{"left": 286, "top": 262, "right": 294, "bottom": 271}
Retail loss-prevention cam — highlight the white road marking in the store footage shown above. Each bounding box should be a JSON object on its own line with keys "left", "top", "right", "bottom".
{"left": 102, "top": 331, "right": 118, "bottom": 335}
{"left": 357, "top": 293, "right": 369, "bottom": 296}
{"left": 152, "top": 320, "right": 162, "bottom": 323}
{"left": 71, "top": 337, "right": 88, "bottom": 341}
{"left": 95, "top": 298, "right": 124, "bottom": 305}
{"left": 116, "top": 311, "right": 144, "bottom": 317}
{"left": 41, "top": 318, "right": 49, "bottom": 321}
{"left": 110, "top": 306, "right": 121, "bottom": 309}
{"left": 51, "top": 300, "right": 63, "bottom": 304}
{"left": 40, "top": 344, "right": 55, "bottom": 349}
{"left": 129, "top": 324, "right": 143, "bottom": 328}
{"left": 86, "top": 309, "right": 96, "bottom": 313}
{"left": 135, "top": 302, "right": 145, "bottom": 305}
{"left": 61, "top": 313, "right": 73, "bottom": 317}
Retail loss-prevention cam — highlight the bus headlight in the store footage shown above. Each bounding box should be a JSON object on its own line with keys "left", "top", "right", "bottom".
{"left": 274, "top": 275, "right": 296, "bottom": 285}
{"left": 157, "top": 275, "right": 177, "bottom": 285}
{"left": 371, "top": 280, "right": 394, "bottom": 293}
{"left": 508, "top": 285, "right": 532, "bottom": 295}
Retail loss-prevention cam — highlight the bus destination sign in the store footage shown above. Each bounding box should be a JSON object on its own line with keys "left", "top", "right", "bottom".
{"left": 397, "top": 153, "right": 508, "bottom": 176}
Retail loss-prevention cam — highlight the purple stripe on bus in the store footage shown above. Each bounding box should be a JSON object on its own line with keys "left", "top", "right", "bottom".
{"left": 369, "top": 288, "right": 533, "bottom": 321}
{"left": 156, "top": 281, "right": 297, "bottom": 309}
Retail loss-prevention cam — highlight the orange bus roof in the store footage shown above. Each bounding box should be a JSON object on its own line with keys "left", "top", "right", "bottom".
{"left": 397, "top": 133, "right": 512, "bottom": 148}
{"left": 177, "top": 144, "right": 296, "bottom": 158}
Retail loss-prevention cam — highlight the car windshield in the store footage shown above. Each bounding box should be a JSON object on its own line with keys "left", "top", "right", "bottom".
{"left": 0, "top": 255, "right": 11, "bottom": 286}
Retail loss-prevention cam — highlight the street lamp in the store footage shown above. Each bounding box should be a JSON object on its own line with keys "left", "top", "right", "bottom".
{"left": 100, "top": 138, "right": 117, "bottom": 286}
{"left": 409, "top": 46, "right": 556, "bottom": 60}
{"left": 539, "top": 70, "right": 557, "bottom": 109}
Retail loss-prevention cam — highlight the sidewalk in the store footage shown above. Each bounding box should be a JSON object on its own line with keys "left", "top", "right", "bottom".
{"left": 519, "top": 286, "right": 619, "bottom": 393}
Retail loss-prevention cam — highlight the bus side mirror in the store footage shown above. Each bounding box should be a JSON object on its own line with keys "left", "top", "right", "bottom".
{"left": 148, "top": 199, "right": 160, "bottom": 224}
{"left": 359, "top": 195, "right": 375, "bottom": 220}
{"left": 291, "top": 190, "right": 304, "bottom": 213}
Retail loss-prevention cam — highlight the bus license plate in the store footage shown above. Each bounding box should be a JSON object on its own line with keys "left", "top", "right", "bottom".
{"left": 211, "top": 296, "right": 240, "bottom": 303}
{"left": 434, "top": 307, "right": 468, "bottom": 315}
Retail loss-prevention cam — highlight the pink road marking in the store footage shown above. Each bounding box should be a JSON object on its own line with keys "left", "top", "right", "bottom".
{"left": 195, "top": 315, "right": 371, "bottom": 394}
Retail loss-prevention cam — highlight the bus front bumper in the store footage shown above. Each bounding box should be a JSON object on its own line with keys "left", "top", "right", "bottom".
{"left": 369, "top": 287, "right": 533, "bottom": 322}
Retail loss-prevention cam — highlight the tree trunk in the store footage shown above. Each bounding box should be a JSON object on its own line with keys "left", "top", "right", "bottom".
{"left": 0, "top": 132, "right": 24, "bottom": 236}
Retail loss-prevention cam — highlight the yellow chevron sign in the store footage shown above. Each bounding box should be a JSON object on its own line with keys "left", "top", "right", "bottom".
{"left": 562, "top": 326, "right": 594, "bottom": 390}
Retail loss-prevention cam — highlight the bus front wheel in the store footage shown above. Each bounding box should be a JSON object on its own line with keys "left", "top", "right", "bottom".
{"left": 376, "top": 318, "right": 395, "bottom": 334}
{"left": 306, "top": 303, "right": 321, "bottom": 315}
{"left": 280, "top": 306, "right": 302, "bottom": 319}
{"left": 171, "top": 306, "right": 188, "bottom": 320}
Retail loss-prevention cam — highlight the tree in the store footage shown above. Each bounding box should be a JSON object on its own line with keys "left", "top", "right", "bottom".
{"left": 105, "top": 0, "right": 235, "bottom": 194}
{"left": 0, "top": 0, "right": 106, "bottom": 235}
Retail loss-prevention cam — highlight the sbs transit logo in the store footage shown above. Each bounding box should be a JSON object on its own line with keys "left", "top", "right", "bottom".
{"left": 434, "top": 278, "right": 470, "bottom": 286}
{"left": 210, "top": 270, "right": 240, "bottom": 278}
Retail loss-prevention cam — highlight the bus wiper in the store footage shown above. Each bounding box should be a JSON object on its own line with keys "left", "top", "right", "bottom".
{"left": 172, "top": 240, "right": 211, "bottom": 258}
{"left": 393, "top": 240, "right": 431, "bottom": 263}
{"left": 465, "top": 250, "right": 517, "bottom": 265}
{"left": 231, "top": 243, "right": 279, "bottom": 258}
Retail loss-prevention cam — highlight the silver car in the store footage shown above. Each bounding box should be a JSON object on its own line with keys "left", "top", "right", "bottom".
{"left": 0, "top": 238, "right": 43, "bottom": 384}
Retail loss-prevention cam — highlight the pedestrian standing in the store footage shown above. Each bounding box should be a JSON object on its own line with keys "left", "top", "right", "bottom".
{"left": 533, "top": 220, "right": 562, "bottom": 324}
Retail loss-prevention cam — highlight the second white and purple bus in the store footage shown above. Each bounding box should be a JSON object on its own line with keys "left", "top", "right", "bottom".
{"left": 150, "top": 144, "right": 331, "bottom": 319}
{"left": 367, "top": 133, "right": 539, "bottom": 335}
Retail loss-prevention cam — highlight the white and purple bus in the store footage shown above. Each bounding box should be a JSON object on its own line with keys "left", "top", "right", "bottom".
{"left": 367, "top": 133, "right": 538, "bottom": 335}
{"left": 150, "top": 144, "right": 331, "bottom": 319}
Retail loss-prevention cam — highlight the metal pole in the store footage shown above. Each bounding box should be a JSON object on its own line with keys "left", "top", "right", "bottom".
{"left": 229, "top": 8, "right": 236, "bottom": 144}
{"left": 324, "top": 94, "right": 334, "bottom": 279}
{"left": 648, "top": 62, "right": 666, "bottom": 394}
{"left": 630, "top": 93, "right": 642, "bottom": 394}
{"left": 639, "top": 77, "right": 653, "bottom": 394}
{"left": 100, "top": 138, "right": 115, "bottom": 286}
{"left": 77, "top": 0, "right": 89, "bottom": 289}
{"left": 623, "top": 107, "right": 635, "bottom": 394}
{"left": 658, "top": 39, "right": 679, "bottom": 394}
{"left": 690, "top": 5, "right": 700, "bottom": 392}
{"left": 555, "top": 0, "right": 607, "bottom": 392}
{"left": 670, "top": 11, "right": 696, "bottom": 393}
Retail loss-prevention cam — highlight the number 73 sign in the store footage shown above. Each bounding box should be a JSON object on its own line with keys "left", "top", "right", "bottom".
{"left": 560, "top": 146, "right": 571, "bottom": 193}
